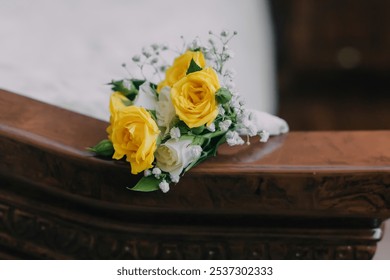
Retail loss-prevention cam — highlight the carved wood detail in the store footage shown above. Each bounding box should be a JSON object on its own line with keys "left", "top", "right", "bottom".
{"left": 0, "top": 194, "right": 379, "bottom": 260}
{"left": 0, "top": 90, "right": 389, "bottom": 259}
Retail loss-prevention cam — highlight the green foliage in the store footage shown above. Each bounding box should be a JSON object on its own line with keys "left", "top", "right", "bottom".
{"left": 191, "top": 125, "right": 205, "bottom": 135}
{"left": 186, "top": 59, "right": 203, "bottom": 75}
{"left": 109, "top": 79, "right": 142, "bottom": 101}
{"left": 129, "top": 176, "right": 160, "bottom": 192}
{"left": 88, "top": 139, "right": 114, "bottom": 157}
{"left": 215, "top": 87, "right": 232, "bottom": 104}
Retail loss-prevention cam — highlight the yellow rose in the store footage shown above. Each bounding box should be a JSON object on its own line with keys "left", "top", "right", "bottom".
{"left": 110, "top": 106, "right": 160, "bottom": 174}
{"left": 171, "top": 67, "right": 220, "bottom": 128}
{"left": 157, "top": 50, "right": 206, "bottom": 92}
{"left": 106, "top": 92, "right": 131, "bottom": 138}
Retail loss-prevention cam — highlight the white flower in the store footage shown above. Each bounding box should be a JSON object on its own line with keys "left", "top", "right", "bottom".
{"left": 224, "top": 49, "right": 235, "bottom": 59}
{"left": 159, "top": 180, "right": 170, "bottom": 193}
{"left": 152, "top": 167, "right": 161, "bottom": 178}
{"left": 150, "top": 57, "right": 158, "bottom": 64}
{"left": 240, "top": 109, "right": 289, "bottom": 136}
{"left": 191, "top": 145, "right": 202, "bottom": 158}
{"left": 170, "top": 127, "right": 181, "bottom": 140}
{"left": 224, "top": 80, "right": 236, "bottom": 90}
{"left": 132, "top": 55, "right": 141, "bottom": 63}
{"left": 170, "top": 174, "right": 180, "bottom": 183}
{"left": 207, "top": 123, "right": 216, "bottom": 132}
{"left": 226, "top": 131, "right": 245, "bottom": 146}
{"left": 220, "top": 30, "right": 229, "bottom": 37}
{"left": 230, "top": 96, "right": 241, "bottom": 110}
{"left": 219, "top": 119, "right": 232, "bottom": 132}
{"left": 224, "top": 68, "right": 236, "bottom": 79}
{"left": 259, "top": 130, "right": 270, "bottom": 143}
{"left": 155, "top": 139, "right": 201, "bottom": 179}
{"left": 123, "top": 79, "right": 132, "bottom": 90}
{"left": 144, "top": 169, "right": 152, "bottom": 177}
{"left": 142, "top": 47, "right": 152, "bottom": 58}
{"left": 189, "top": 37, "right": 202, "bottom": 50}
{"left": 218, "top": 105, "right": 225, "bottom": 116}
{"left": 133, "top": 82, "right": 157, "bottom": 110}
{"left": 156, "top": 86, "right": 176, "bottom": 134}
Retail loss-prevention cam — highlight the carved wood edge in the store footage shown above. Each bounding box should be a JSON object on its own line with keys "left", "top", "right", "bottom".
{"left": 1, "top": 90, "right": 390, "bottom": 259}
{"left": 0, "top": 184, "right": 381, "bottom": 260}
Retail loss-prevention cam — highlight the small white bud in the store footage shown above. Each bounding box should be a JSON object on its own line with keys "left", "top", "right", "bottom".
{"left": 224, "top": 49, "right": 235, "bottom": 59}
{"left": 218, "top": 105, "right": 225, "bottom": 116}
{"left": 170, "top": 127, "right": 181, "bottom": 140}
{"left": 170, "top": 174, "right": 180, "bottom": 183}
{"left": 219, "top": 120, "right": 232, "bottom": 132}
{"left": 207, "top": 123, "right": 216, "bottom": 132}
{"left": 144, "top": 169, "right": 152, "bottom": 177}
{"left": 221, "top": 30, "right": 229, "bottom": 37}
{"left": 189, "top": 37, "right": 201, "bottom": 50}
{"left": 226, "top": 131, "right": 245, "bottom": 146}
{"left": 132, "top": 55, "right": 141, "bottom": 63}
{"left": 159, "top": 180, "right": 170, "bottom": 193}
{"left": 259, "top": 130, "right": 270, "bottom": 143}
{"left": 123, "top": 79, "right": 132, "bottom": 90}
{"left": 142, "top": 47, "right": 152, "bottom": 58}
{"left": 224, "top": 80, "right": 236, "bottom": 90}
{"left": 152, "top": 167, "right": 162, "bottom": 178}
{"left": 191, "top": 145, "right": 202, "bottom": 158}
{"left": 224, "top": 68, "right": 236, "bottom": 78}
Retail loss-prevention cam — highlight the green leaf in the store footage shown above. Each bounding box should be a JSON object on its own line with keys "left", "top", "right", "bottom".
{"left": 186, "top": 59, "right": 203, "bottom": 75}
{"left": 215, "top": 87, "right": 232, "bottom": 104}
{"left": 109, "top": 79, "right": 142, "bottom": 101}
{"left": 87, "top": 139, "right": 114, "bottom": 157}
{"left": 129, "top": 176, "right": 161, "bottom": 192}
{"left": 191, "top": 125, "right": 205, "bottom": 135}
{"left": 211, "top": 134, "right": 227, "bottom": 156}
{"left": 132, "top": 79, "right": 146, "bottom": 91}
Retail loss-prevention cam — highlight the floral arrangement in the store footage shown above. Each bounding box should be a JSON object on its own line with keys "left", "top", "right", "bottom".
{"left": 90, "top": 30, "right": 288, "bottom": 193}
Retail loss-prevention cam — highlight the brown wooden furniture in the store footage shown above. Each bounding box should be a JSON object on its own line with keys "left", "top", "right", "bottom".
{"left": 270, "top": 0, "right": 390, "bottom": 130}
{"left": 0, "top": 89, "right": 389, "bottom": 259}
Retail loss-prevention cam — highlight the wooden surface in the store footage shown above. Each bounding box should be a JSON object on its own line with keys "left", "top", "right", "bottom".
{"left": 0, "top": 89, "right": 389, "bottom": 259}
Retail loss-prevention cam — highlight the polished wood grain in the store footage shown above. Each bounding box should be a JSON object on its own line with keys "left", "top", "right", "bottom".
{"left": 0, "top": 89, "right": 389, "bottom": 259}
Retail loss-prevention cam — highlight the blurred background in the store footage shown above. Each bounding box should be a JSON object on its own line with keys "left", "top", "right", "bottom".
{"left": 0, "top": 0, "right": 389, "bottom": 259}
{"left": 0, "top": 0, "right": 276, "bottom": 120}
{"left": 271, "top": 0, "right": 390, "bottom": 131}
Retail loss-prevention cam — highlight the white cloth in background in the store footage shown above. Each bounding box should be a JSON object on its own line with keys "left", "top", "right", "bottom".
{"left": 0, "top": 0, "right": 276, "bottom": 121}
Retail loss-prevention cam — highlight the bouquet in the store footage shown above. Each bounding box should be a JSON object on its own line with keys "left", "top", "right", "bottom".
{"left": 90, "top": 30, "right": 288, "bottom": 193}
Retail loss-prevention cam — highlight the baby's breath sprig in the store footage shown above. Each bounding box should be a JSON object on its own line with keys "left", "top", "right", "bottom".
{"left": 203, "top": 30, "right": 238, "bottom": 75}
{"left": 128, "top": 44, "right": 171, "bottom": 82}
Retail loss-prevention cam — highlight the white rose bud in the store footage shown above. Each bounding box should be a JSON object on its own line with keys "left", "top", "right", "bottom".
{"left": 155, "top": 139, "right": 200, "bottom": 180}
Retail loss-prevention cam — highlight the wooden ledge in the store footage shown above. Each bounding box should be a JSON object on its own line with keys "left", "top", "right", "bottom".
{"left": 1, "top": 89, "right": 389, "bottom": 259}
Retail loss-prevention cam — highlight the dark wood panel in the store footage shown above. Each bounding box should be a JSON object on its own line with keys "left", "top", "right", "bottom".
{"left": 270, "top": 0, "right": 390, "bottom": 130}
